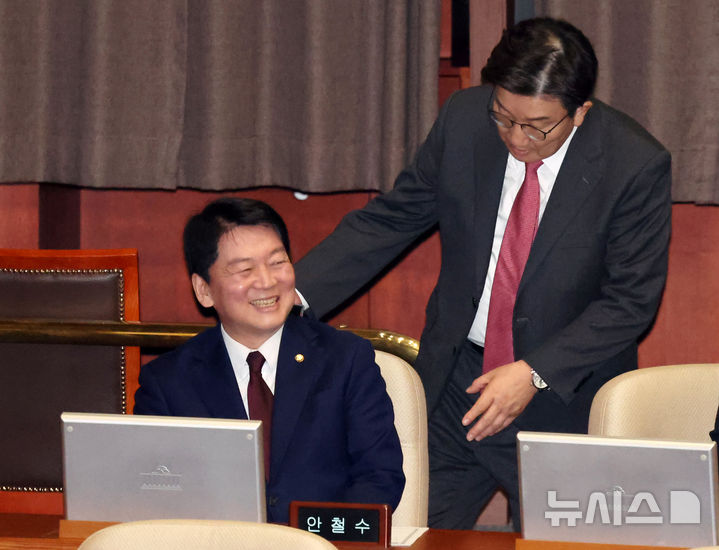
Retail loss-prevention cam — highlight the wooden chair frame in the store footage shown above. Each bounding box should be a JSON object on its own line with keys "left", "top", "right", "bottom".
{"left": 0, "top": 249, "right": 139, "bottom": 515}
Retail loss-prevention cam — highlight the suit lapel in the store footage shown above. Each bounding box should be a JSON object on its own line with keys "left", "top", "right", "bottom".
{"left": 519, "top": 110, "right": 605, "bottom": 292}
{"left": 190, "top": 325, "right": 247, "bottom": 420}
{"left": 269, "top": 315, "right": 323, "bottom": 478}
{"left": 473, "top": 124, "right": 509, "bottom": 292}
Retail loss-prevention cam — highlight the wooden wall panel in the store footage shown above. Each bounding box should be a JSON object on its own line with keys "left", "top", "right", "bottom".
{"left": 39, "top": 185, "right": 80, "bottom": 249}
{"left": 638, "top": 204, "right": 719, "bottom": 367}
{"left": 76, "top": 187, "right": 719, "bottom": 368}
{"left": 469, "top": 0, "right": 507, "bottom": 86}
{"left": 0, "top": 184, "right": 39, "bottom": 248}
{"left": 78, "top": 187, "right": 379, "bottom": 329}
{"left": 367, "top": 232, "right": 440, "bottom": 337}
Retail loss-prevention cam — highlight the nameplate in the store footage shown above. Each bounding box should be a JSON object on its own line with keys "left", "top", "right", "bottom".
{"left": 289, "top": 501, "right": 390, "bottom": 546}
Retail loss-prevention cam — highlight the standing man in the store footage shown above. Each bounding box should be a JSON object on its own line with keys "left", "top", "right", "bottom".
{"left": 295, "top": 17, "right": 671, "bottom": 530}
{"left": 134, "top": 198, "right": 405, "bottom": 524}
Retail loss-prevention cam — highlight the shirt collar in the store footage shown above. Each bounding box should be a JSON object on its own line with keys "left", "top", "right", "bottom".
{"left": 220, "top": 324, "right": 284, "bottom": 373}
{"left": 507, "top": 125, "right": 578, "bottom": 177}
{"left": 541, "top": 125, "right": 577, "bottom": 177}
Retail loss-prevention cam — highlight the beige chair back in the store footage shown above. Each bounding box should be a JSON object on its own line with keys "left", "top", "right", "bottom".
{"left": 374, "top": 349, "right": 429, "bottom": 527}
{"left": 78, "top": 519, "right": 337, "bottom": 550}
{"left": 588, "top": 364, "right": 719, "bottom": 441}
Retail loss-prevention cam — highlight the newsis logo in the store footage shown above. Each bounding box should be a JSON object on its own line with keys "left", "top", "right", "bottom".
{"left": 140, "top": 465, "right": 183, "bottom": 491}
{"left": 545, "top": 486, "right": 701, "bottom": 526}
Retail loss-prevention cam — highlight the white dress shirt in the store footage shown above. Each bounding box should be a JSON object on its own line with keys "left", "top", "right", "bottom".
{"left": 468, "top": 127, "right": 577, "bottom": 346}
{"left": 221, "top": 324, "right": 283, "bottom": 414}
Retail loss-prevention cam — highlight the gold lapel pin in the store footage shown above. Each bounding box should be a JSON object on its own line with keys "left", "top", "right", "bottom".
{"left": 294, "top": 354, "right": 305, "bottom": 363}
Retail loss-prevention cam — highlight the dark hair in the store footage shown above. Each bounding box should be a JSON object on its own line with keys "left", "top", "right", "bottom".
{"left": 480, "top": 17, "right": 597, "bottom": 115}
{"left": 183, "top": 198, "right": 291, "bottom": 282}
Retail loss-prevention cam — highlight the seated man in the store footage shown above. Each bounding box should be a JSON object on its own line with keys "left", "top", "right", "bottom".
{"left": 134, "top": 198, "right": 405, "bottom": 523}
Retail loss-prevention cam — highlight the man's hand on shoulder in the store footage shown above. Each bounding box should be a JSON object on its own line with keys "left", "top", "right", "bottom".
{"left": 462, "top": 359, "right": 537, "bottom": 442}
{"left": 294, "top": 288, "right": 313, "bottom": 317}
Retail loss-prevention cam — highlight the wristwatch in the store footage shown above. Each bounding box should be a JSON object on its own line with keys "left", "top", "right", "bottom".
{"left": 530, "top": 368, "right": 549, "bottom": 391}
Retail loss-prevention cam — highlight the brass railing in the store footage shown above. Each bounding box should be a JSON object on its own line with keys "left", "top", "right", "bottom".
{"left": 0, "top": 319, "right": 419, "bottom": 365}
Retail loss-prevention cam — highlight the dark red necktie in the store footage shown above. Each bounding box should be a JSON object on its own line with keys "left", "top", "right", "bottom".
{"left": 483, "top": 160, "right": 543, "bottom": 373}
{"left": 247, "top": 351, "right": 273, "bottom": 480}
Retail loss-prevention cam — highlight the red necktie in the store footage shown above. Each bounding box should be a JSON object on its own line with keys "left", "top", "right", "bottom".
{"left": 247, "top": 351, "right": 273, "bottom": 480}
{"left": 483, "top": 161, "right": 543, "bottom": 373}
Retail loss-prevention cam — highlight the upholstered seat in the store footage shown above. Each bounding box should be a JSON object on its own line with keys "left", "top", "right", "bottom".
{"left": 373, "top": 348, "right": 428, "bottom": 527}
{"left": 77, "top": 519, "right": 337, "bottom": 550}
{"left": 588, "top": 363, "right": 719, "bottom": 441}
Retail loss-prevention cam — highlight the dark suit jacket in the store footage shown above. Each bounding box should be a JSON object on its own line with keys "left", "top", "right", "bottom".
{"left": 711, "top": 407, "right": 719, "bottom": 444}
{"left": 134, "top": 315, "right": 405, "bottom": 523}
{"left": 295, "top": 85, "right": 672, "bottom": 434}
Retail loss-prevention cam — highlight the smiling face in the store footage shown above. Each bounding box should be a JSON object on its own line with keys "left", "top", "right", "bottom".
{"left": 492, "top": 86, "right": 592, "bottom": 164}
{"left": 191, "top": 224, "right": 296, "bottom": 348}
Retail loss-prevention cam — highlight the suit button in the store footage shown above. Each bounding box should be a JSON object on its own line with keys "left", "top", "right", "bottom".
{"left": 268, "top": 496, "right": 278, "bottom": 506}
{"left": 472, "top": 297, "right": 479, "bottom": 307}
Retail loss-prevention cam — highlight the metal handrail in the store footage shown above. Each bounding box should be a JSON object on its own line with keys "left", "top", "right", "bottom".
{"left": 0, "top": 318, "right": 210, "bottom": 347}
{"left": 0, "top": 318, "right": 419, "bottom": 365}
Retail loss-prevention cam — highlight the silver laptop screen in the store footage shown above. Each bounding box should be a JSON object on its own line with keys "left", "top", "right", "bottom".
{"left": 517, "top": 431, "right": 718, "bottom": 547}
{"left": 62, "top": 412, "right": 266, "bottom": 523}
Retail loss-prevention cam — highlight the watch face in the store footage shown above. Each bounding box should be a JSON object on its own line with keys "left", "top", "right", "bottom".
{"left": 532, "top": 370, "right": 548, "bottom": 390}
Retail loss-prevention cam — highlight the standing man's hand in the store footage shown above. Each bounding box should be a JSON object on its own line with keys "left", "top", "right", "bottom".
{"left": 462, "top": 360, "right": 537, "bottom": 441}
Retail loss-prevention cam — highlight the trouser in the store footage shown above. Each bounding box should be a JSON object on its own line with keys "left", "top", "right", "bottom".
{"left": 427, "top": 339, "right": 521, "bottom": 531}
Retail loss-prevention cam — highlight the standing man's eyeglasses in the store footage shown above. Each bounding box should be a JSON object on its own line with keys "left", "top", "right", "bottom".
{"left": 487, "top": 89, "right": 569, "bottom": 142}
